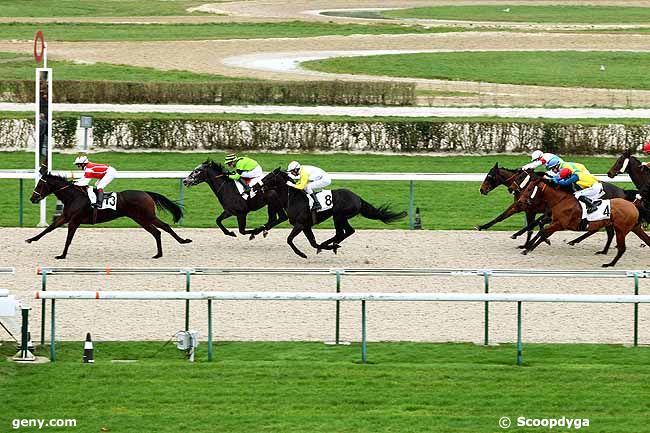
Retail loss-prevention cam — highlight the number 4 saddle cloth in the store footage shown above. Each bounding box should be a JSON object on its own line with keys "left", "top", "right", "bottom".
{"left": 581, "top": 199, "right": 610, "bottom": 222}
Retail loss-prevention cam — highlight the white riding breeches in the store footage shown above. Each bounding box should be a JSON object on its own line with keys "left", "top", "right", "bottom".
{"left": 239, "top": 165, "right": 263, "bottom": 183}
{"left": 95, "top": 167, "right": 117, "bottom": 190}
{"left": 574, "top": 183, "right": 604, "bottom": 201}
{"left": 304, "top": 174, "right": 332, "bottom": 194}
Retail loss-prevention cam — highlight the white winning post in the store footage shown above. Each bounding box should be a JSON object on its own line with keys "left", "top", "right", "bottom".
{"left": 34, "top": 31, "right": 53, "bottom": 227}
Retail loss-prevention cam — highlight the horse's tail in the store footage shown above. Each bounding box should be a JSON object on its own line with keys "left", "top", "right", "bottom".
{"left": 146, "top": 191, "right": 183, "bottom": 223}
{"left": 360, "top": 200, "right": 407, "bottom": 224}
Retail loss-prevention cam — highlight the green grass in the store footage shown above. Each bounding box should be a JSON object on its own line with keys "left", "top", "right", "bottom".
{"left": 2, "top": 342, "right": 649, "bottom": 433}
{"left": 0, "top": 0, "right": 211, "bottom": 17}
{"left": 381, "top": 5, "right": 650, "bottom": 24}
{"left": 303, "top": 51, "right": 650, "bottom": 90}
{"left": 0, "top": 21, "right": 467, "bottom": 42}
{"left": 0, "top": 151, "right": 632, "bottom": 230}
{"left": 0, "top": 56, "right": 243, "bottom": 82}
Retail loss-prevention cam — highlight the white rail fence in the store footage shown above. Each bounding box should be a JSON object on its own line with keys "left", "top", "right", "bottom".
{"left": 1, "top": 170, "right": 633, "bottom": 228}
{"left": 36, "top": 266, "right": 650, "bottom": 347}
{"left": 36, "top": 289, "right": 650, "bottom": 365}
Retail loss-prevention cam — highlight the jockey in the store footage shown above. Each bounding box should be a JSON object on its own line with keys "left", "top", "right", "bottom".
{"left": 224, "top": 153, "right": 263, "bottom": 193}
{"left": 73, "top": 154, "right": 117, "bottom": 208}
{"left": 522, "top": 149, "right": 563, "bottom": 171}
{"left": 546, "top": 158, "right": 603, "bottom": 213}
{"left": 286, "top": 161, "right": 331, "bottom": 211}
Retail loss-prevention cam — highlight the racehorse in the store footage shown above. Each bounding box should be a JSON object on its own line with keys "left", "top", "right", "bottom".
{"left": 607, "top": 150, "right": 650, "bottom": 198}
{"left": 479, "top": 163, "right": 639, "bottom": 248}
{"left": 256, "top": 168, "right": 407, "bottom": 258}
{"left": 27, "top": 167, "right": 192, "bottom": 259}
{"left": 516, "top": 177, "right": 650, "bottom": 267}
{"left": 477, "top": 164, "right": 548, "bottom": 248}
{"left": 183, "top": 160, "right": 287, "bottom": 239}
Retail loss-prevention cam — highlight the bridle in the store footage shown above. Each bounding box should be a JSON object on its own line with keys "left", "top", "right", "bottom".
{"left": 32, "top": 176, "right": 71, "bottom": 198}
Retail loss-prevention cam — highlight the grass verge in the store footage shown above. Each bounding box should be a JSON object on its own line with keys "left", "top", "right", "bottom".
{"left": 303, "top": 51, "right": 650, "bottom": 90}
{"left": 2, "top": 341, "right": 649, "bottom": 433}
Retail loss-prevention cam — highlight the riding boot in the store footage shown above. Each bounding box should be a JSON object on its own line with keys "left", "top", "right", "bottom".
{"left": 93, "top": 189, "right": 104, "bottom": 208}
{"left": 310, "top": 192, "right": 321, "bottom": 211}
{"left": 578, "top": 196, "right": 597, "bottom": 213}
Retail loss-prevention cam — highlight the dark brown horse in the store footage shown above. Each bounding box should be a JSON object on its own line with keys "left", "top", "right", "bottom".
{"left": 477, "top": 164, "right": 549, "bottom": 248}
{"left": 607, "top": 150, "right": 650, "bottom": 199}
{"left": 27, "top": 167, "right": 192, "bottom": 259}
{"left": 517, "top": 177, "right": 650, "bottom": 267}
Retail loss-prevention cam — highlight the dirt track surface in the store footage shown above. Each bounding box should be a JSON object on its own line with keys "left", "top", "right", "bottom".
{"left": 2, "top": 228, "right": 649, "bottom": 344}
{"left": 2, "top": 0, "right": 650, "bottom": 106}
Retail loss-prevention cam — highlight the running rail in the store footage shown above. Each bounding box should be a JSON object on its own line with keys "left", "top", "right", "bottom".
{"left": 35, "top": 290, "right": 650, "bottom": 366}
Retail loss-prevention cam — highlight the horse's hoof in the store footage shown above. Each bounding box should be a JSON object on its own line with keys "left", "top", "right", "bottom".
{"left": 521, "top": 250, "right": 529, "bottom": 255}
{"left": 474, "top": 226, "right": 482, "bottom": 231}
{"left": 510, "top": 234, "right": 518, "bottom": 239}
{"left": 299, "top": 253, "right": 307, "bottom": 259}
{"left": 226, "top": 232, "right": 236, "bottom": 238}
{"left": 263, "top": 231, "right": 269, "bottom": 238}
{"left": 544, "top": 239, "right": 551, "bottom": 245}
{"left": 517, "top": 245, "right": 527, "bottom": 249}
{"left": 249, "top": 233, "right": 256, "bottom": 241}
{"left": 25, "top": 239, "right": 33, "bottom": 244}
{"left": 55, "top": 255, "right": 66, "bottom": 260}
{"left": 601, "top": 263, "right": 611, "bottom": 268}
{"left": 332, "top": 247, "right": 339, "bottom": 255}
{"left": 595, "top": 251, "right": 606, "bottom": 255}
{"left": 316, "top": 248, "right": 322, "bottom": 254}
{"left": 182, "top": 239, "right": 192, "bottom": 244}
{"left": 152, "top": 254, "right": 162, "bottom": 259}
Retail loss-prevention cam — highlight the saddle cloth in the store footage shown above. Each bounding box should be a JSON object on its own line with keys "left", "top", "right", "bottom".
{"left": 580, "top": 199, "right": 611, "bottom": 222}
{"left": 86, "top": 188, "right": 117, "bottom": 210}
{"left": 234, "top": 177, "right": 262, "bottom": 200}
{"left": 307, "top": 190, "right": 334, "bottom": 213}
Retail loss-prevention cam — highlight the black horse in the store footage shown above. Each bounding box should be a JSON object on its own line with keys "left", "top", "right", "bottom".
{"left": 27, "top": 167, "right": 191, "bottom": 259}
{"left": 183, "top": 160, "right": 287, "bottom": 239}
{"left": 256, "top": 169, "right": 406, "bottom": 258}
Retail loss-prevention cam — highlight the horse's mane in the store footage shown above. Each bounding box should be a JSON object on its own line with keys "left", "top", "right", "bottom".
{"left": 203, "top": 159, "right": 226, "bottom": 173}
{"left": 47, "top": 173, "right": 73, "bottom": 184}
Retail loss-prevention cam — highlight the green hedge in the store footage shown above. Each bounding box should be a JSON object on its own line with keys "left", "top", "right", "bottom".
{"left": 0, "top": 80, "right": 415, "bottom": 106}
{"left": 2, "top": 116, "right": 648, "bottom": 154}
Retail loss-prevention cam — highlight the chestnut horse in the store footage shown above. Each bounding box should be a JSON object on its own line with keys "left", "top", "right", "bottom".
{"left": 517, "top": 177, "right": 650, "bottom": 267}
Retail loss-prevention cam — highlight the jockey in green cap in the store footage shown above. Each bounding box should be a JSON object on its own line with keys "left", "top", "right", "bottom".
{"left": 224, "top": 153, "right": 263, "bottom": 193}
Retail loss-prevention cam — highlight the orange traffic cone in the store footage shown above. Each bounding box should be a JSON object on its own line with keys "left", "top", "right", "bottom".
{"left": 83, "top": 333, "right": 94, "bottom": 363}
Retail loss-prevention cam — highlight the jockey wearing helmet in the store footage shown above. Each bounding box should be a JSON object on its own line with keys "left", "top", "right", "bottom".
{"left": 73, "top": 154, "right": 117, "bottom": 208}
{"left": 286, "top": 161, "right": 331, "bottom": 211}
{"left": 522, "top": 149, "right": 563, "bottom": 171}
{"left": 224, "top": 153, "right": 263, "bottom": 193}
{"left": 546, "top": 157, "right": 603, "bottom": 213}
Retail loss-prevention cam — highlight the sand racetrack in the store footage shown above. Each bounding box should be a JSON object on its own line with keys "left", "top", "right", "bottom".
{"left": 1, "top": 227, "right": 649, "bottom": 345}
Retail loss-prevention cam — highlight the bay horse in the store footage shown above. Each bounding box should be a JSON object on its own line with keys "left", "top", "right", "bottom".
{"left": 27, "top": 167, "right": 192, "bottom": 259}
{"left": 256, "top": 168, "right": 406, "bottom": 258}
{"left": 183, "top": 160, "right": 287, "bottom": 239}
{"left": 517, "top": 177, "right": 650, "bottom": 267}
{"left": 607, "top": 150, "right": 650, "bottom": 198}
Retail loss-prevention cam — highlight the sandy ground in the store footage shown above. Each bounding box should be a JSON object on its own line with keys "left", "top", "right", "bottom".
{"left": 1, "top": 0, "right": 650, "bottom": 106}
{"left": 1, "top": 227, "right": 649, "bottom": 345}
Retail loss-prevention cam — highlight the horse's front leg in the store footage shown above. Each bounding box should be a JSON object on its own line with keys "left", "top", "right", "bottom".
{"left": 287, "top": 225, "right": 307, "bottom": 259}
{"left": 216, "top": 210, "right": 236, "bottom": 237}
{"left": 26, "top": 215, "right": 68, "bottom": 244}
{"left": 56, "top": 220, "right": 80, "bottom": 260}
{"left": 475, "top": 202, "right": 520, "bottom": 231}
{"left": 236, "top": 214, "right": 256, "bottom": 237}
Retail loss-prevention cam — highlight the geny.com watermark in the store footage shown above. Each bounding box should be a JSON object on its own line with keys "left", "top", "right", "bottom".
{"left": 499, "top": 416, "right": 590, "bottom": 429}
{"left": 12, "top": 419, "right": 77, "bottom": 430}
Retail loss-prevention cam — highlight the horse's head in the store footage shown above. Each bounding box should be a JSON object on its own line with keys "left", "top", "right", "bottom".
{"left": 30, "top": 169, "right": 69, "bottom": 203}
{"left": 516, "top": 178, "right": 545, "bottom": 209}
{"left": 183, "top": 160, "right": 225, "bottom": 187}
{"left": 479, "top": 163, "right": 500, "bottom": 195}
{"left": 258, "top": 167, "right": 288, "bottom": 190}
{"left": 607, "top": 149, "right": 633, "bottom": 178}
